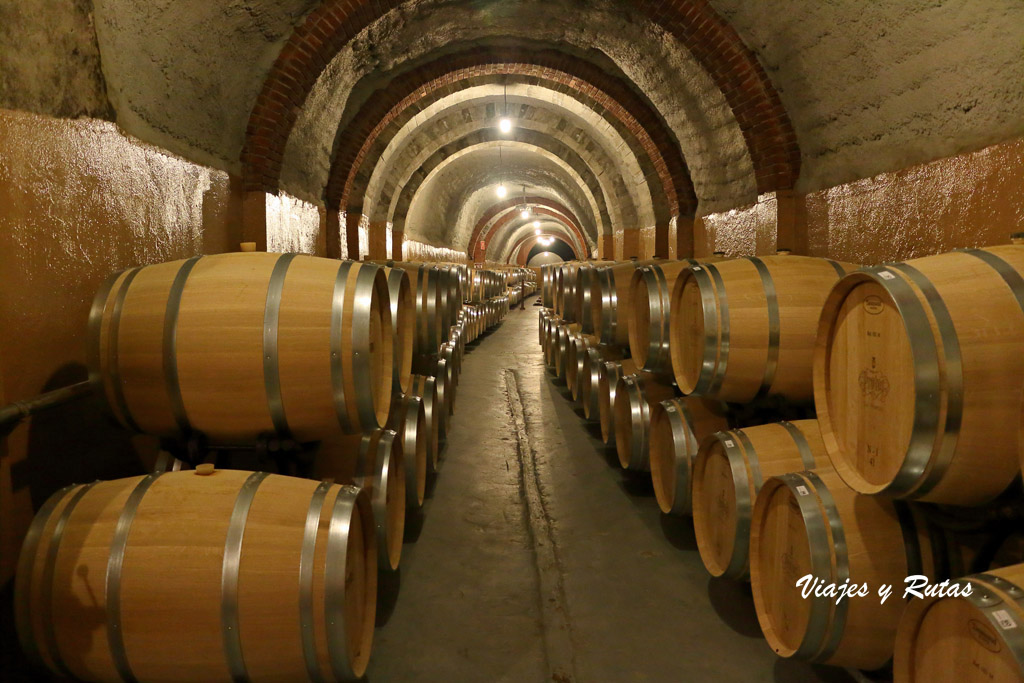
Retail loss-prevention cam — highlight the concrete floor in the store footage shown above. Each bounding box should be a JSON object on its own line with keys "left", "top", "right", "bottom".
{"left": 367, "top": 298, "right": 861, "bottom": 683}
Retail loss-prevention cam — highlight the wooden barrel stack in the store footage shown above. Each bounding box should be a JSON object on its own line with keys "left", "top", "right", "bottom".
{"left": 13, "top": 250, "right": 517, "bottom": 680}
{"left": 539, "top": 239, "right": 1024, "bottom": 678}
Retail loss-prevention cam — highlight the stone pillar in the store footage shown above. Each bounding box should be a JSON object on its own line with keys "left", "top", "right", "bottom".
{"left": 391, "top": 229, "right": 404, "bottom": 261}
{"left": 325, "top": 208, "right": 343, "bottom": 259}
{"left": 368, "top": 221, "right": 388, "bottom": 260}
{"left": 345, "top": 211, "right": 362, "bottom": 261}
{"left": 675, "top": 216, "right": 695, "bottom": 258}
{"left": 619, "top": 228, "right": 640, "bottom": 260}
{"left": 599, "top": 234, "right": 614, "bottom": 259}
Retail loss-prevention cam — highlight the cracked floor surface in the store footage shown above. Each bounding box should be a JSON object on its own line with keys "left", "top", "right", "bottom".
{"left": 366, "top": 298, "right": 858, "bottom": 683}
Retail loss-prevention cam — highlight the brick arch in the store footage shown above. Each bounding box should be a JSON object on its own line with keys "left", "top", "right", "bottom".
{"left": 512, "top": 235, "right": 579, "bottom": 265}
{"left": 390, "top": 131, "right": 610, "bottom": 240}
{"left": 329, "top": 55, "right": 682, "bottom": 223}
{"left": 469, "top": 196, "right": 586, "bottom": 259}
{"left": 481, "top": 206, "right": 589, "bottom": 262}
{"left": 241, "top": 0, "right": 798, "bottom": 207}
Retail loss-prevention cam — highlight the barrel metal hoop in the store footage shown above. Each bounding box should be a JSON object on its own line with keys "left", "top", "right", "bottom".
{"left": 372, "top": 430, "right": 397, "bottom": 568}
{"left": 41, "top": 482, "right": 97, "bottom": 678}
{"left": 688, "top": 264, "right": 723, "bottom": 395}
{"left": 330, "top": 261, "right": 355, "bottom": 432}
{"left": 958, "top": 248, "right": 1024, "bottom": 316}
{"left": 163, "top": 256, "right": 202, "bottom": 435}
{"left": 325, "top": 485, "right": 368, "bottom": 682}
{"left": 720, "top": 432, "right": 755, "bottom": 578}
{"left": 221, "top": 471, "right": 270, "bottom": 682}
{"left": 889, "top": 263, "right": 963, "bottom": 499}
{"left": 87, "top": 270, "right": 123, "bottom": 392}
{"left": 775, "top": 473, "right": 835, "bottom": 661}
{"left": 106, "top": 473, "right": 165, "bottom": 683}
{"left": 603, "top": 269, "right": 618, "bottom": 343}
{"left": 863, "top": 267, "right": 944, "bottom": 497}
{"left": 962, "top": 575, "right": 1024, "bottom": 670}
{"left": 643, "top": 266, "right": 671, "bottom": 372}
{"left": 299, "top": 480, "right": 334, "bottom": 683}
{"left": 705, "top": 264, "right": 732, "bottom": 395}
{"left": 825, "top": 259, "right": 847, "bottom": 279}
{"left": 263, "top": 253, "right": 298, "bottom": 437}
{"left": 747, "top": 257, "right": 781, "bottom": 400}
{"left": 892, "top": 501, "right": 924, "bottom": 580}
{"left": 625, "top": 378, "right": 647, "bottom": 469}
{"left": 107, "top": 268, "right": 144, "bottom": 433}
{"left": 14, "top": 485, "right": 77, "bottom": 670}
{"left": 779, "top": 421, "right": 817, "bottom": 470}
{"left": 355, "top": 265, "right": 382, "bottom": 429}
{"left": 804, "top": 470, "right": 850, "bottom": 662}
{"left": 664, "top": 399, "right": 697, "bottom": 512}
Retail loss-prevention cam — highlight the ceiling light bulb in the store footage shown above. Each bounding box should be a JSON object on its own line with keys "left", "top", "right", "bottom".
{"left": 521, "top": 209, "right": 530, "bottom": 219}
{"left": 533, "top": 220, "right": 541, "bottom": 229}
{"left": 535, "top": 228, "right": 542, "bottom": 235}
{"left": 499, "top": 118, "right": 512, "bottom": 133}
{"left": 496, "top": 184, "right": 507, "bottom": 198}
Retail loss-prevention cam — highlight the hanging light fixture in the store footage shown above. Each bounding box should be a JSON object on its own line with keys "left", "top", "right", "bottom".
{"left": 534, "top": 228, "right": 542, "bottom": 235}
{"left": 518, "top": 185, "right": 530, "bottom": 219}
{"left": 533, "top": 220, "right": 541, "bottom": 229}
{"left": 496, "top": 184, "right": 508, "bottom": 198}
{"left": 499, "top": 81, "right": 512, "bottom": 133}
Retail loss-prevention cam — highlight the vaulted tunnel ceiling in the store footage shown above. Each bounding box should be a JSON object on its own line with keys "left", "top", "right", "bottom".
{"left": 7, "top": 0, "right": 1021, "bottom": 260}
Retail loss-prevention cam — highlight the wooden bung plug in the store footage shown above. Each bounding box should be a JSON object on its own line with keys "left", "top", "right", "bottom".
{"left": 194, "top": 463, "right": 215, "bottom": 476}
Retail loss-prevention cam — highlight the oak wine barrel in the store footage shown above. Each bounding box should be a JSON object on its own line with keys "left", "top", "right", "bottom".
{"left": 315, "top": 429, "right": 405, "bottom": 572}
{"left": 598, "top": 359, "right": 637, "bottom": 444}
{"left": 628, "top": 259, "right": 707, "bottom": 377}
{"left": 813, "top": 245, "right": 1024, "bottom": 504}
{"left": 386, "top": 393, "right": 428, "bottom": 509}
{"left": 669, "top": 254, "right": 852, "bottom": 403}
{"left": 648, "top": 396, "right": 731, "bottom": 515}
{"left": 613, "top": 373, "right": 678, "bottom": 471}
{"left": 580, "top": 345, "right": 624, "bottom": 421}
{"left": 593, "top": 260, "right": 657, "bottom": 349}
{"left": 692, "top": 419, "right": 827, "bottom": 579}
{"left": 409, "top": 375, "right": 442, "bottom": 472}
{"left": 14, "top": 470, "right": 376, "bottom": 682}
{"left": 567, "top": 334, "right": 600, "bottom": 401}
{"left": 88, "top": 253, "right": 393, "bottom": 442}
{"left": 894, "top": 563, "right": 1024, "bottom": 683}
{"left": 381, "top": 266, "right": 414, "bottom": 394}
{"left": 750, "top": 468, "right": 972, "bottom": 669}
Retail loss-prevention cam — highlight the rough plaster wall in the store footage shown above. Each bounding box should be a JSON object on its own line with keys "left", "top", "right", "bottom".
{"left": 91, "top": 0, "right": 318, "bottom": 171}
{"left": 359, "top": 86, "right": 652, "bottom": 228}
{"left": 0, "top": 0, "right": 113, "bottom": 119}
{"left": 713, "top": 0, "right": 1024, "bottom": 193}
{"left": 266, "top": 192, "right": 323, "bottom": 254}
{"left": 491, "top": 220, "right": 579, "bottom": 261}
{"left": 368, "top": 103, "right": 635, "bottom": 232}
{"left": 401, "top": 144, "right": 599, "bottom": 247}
{"left": 282, "top": 0, "right": 753, "bottom": 213}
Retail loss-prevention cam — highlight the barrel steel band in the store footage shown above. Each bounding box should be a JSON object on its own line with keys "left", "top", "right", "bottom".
{"left": 673, "top": 400, "right": 699, "bottom": 511}
{"left": 403, "top": 397, "right": 423, "bottom": 507}
{"left": 888, "top": 263, "right": 963, "bottom": 499}
{"left": 688, "top": 265, "right": 721, "bottom": 395}
{"left": 706, "top": 263, "right": 732, "bottom": 395}
{"left": 107, "top": 268, "right": 144, "bottom": 433}
{"left": 650, "top": 265, "right": 672, "bottom": 372}
{"left": 892, "top": 501, "right": 924, "bottom": 580}
{"left": 325, "top": 485, "right": 368, "bottom": 682}
{"left": 14, "top": 485, "right": 76, "bottom": 670}
{"left": 107, "top": 473, "right": 165, "bottom": 683}
{"left": 779, "top": 421, "right": 817, "bottom": 470}
{"left": 87, "top": 270, "right": 122, "bottom": 392}
{"left": 163, "top": 256, "right": 202, "bottom": 435}
{"left": 264, "top": 253, "right": 298, "bottom": 437}
{"left": 804, "top": 470, "right": 850, "bottom": 662}
{"left": 825, "top": 259, "right": 847, "bottom": 279}
{"left": 735, "top": 429, "right": 763, "bottom": 490}
{"left": 221, "top": 471, "right": 270, "bottom": 682}
{"left": 748, "top": 257, "right": 781, "bottom": 399}
{"left": 721, "top": 432, "right": 755, "bottom": 578}
{"left": 624, "top": 378, "right": 646, "bottom": 469}
{"left": 41, "top": 482, "right": 97, "bottom": 677}
{"left": 373, "top": 430, "right": 398, "bottom": 567}
{"left": 604, "top": 269, "right": 619, "bottom": 343}
{"left": 925, "top": 513, "right": 951, "bottom": 581}
{"left": 299, "top": 480, "right": 334, "bottom": 683}
{"left": 355, "top": 265, "right": 383, "bottom": 429}
{"left": 959, "top": 248, "right": 1024, "bottom": 316}
{"left": 865, "top": 268, "right": 943, "bottom": 497}
{"left": 775, "top": 473, "right": 834, "bottom": 661}
{"left": 330, "top": 261, "right": 356, "bottom": 432}
{"left": 963, "top": 575, "right": 1024, "bottom": 670}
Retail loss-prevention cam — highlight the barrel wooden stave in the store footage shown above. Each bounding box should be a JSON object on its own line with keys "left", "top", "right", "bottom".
{"left": 387, "top": 393, "right": 428, "bottom": 508}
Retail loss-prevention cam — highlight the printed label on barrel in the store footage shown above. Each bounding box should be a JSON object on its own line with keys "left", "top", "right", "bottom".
{"left": 969, "top": 619, "right": 1004, "bottom": 653}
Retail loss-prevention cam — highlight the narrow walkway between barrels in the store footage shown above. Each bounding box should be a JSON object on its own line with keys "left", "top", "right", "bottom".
{"left": 367, "top": 299, "right": 859, "bottom": 683}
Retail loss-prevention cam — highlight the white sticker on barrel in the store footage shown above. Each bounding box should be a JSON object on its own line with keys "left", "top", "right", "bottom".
{"left": 878, "top": 270, "right": 896, "bottom": 280}
{"left": 796, "top": 485, "right": 810, "bottom": 497}
{"left": 993, "top": 609, "right": 1018, "bottom": 630}
{"left": 693, "top": 266, "right": 702, "bottom": 271}
{"left": 724, "top": 439, "right": 735, "bottom": 448}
